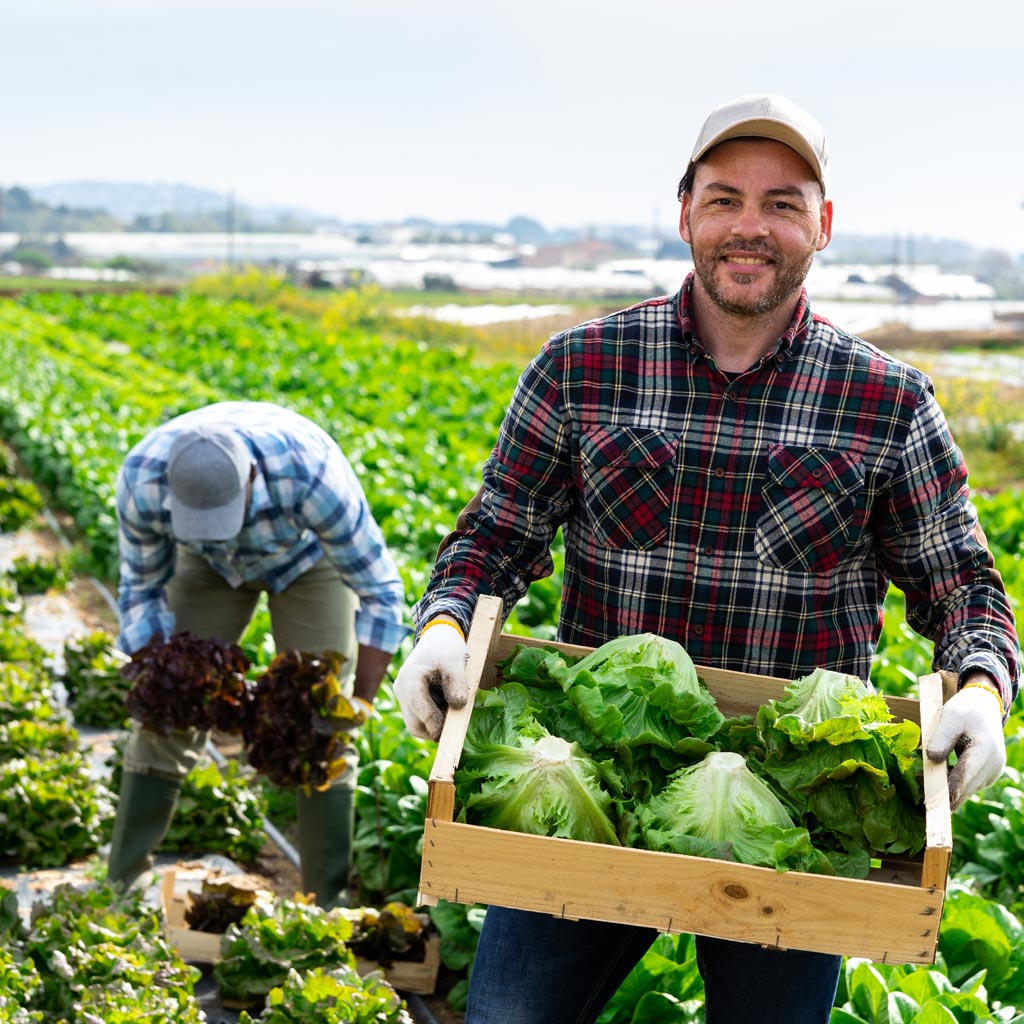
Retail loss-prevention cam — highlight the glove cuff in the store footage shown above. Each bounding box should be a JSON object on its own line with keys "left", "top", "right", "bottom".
{"left": 419, "top": 619, "right": 466, "bottom": 642}
{"left": 961, "top": 680, "right": 1005, "bottom": 717}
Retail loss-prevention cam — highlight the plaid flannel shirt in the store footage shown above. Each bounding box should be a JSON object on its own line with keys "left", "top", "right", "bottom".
{"left": 416, "top": 274, "right": 1019, "bottom": 713}
{"left": 117, "top": 401, "right": 409, "bottom": 655}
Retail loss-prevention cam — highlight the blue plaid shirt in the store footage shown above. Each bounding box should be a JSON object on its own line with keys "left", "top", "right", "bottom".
{"left": 116, "top": 401, "right": 409, "bottom": 654}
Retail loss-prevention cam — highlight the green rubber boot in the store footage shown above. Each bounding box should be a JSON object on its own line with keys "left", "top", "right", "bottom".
{"left": 296, "top": 785, "right": 355, "bottom": 909}
{"left": 106, "top": 771, "right": 182, "bottom": 888}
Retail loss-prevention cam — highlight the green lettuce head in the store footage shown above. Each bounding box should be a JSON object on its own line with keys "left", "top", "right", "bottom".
{"left": 639, "top": 751, "right": 835, "bottom": 873}
{"left": 757, "top": 667, "right": 925, "bottom": 862}
{"left": 455, "top": 682, "right": 624, "bottom": 845}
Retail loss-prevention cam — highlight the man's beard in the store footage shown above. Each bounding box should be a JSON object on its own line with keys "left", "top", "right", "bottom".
{"left": 692, "top": 239, "right": 816, "bottom": 317}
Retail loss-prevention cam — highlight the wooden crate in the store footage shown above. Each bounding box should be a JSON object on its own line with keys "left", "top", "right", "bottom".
{"left": 161, "top": 868, "right": 441, "bottom": 994}
{"left": 161, "top": 868, "right": 228, "bottom": 963}
{"left": 418, "top": 595, "right": 955, "bottom": 965}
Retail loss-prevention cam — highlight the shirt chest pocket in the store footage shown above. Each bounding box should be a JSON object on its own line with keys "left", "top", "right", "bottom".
{"left": 755, "top": 445, "right": 866, "bottom": 575}
{"left": 579, "top": 425, "right": 678, "bottom": 551}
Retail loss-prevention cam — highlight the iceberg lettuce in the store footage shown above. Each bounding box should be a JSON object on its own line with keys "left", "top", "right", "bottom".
{"left": 638, "top": 752, "right": 835, "bottom": 873}
{"left": 454, "top": 682, "right": 624, "bottom": 845}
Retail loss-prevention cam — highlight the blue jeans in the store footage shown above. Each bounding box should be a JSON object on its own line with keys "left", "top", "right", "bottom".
{"left": 465, "top": 907, "right": 842, "bottom": 1024}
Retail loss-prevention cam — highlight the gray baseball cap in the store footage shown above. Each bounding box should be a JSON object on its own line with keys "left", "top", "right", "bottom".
{"left": 688, "top": 93, "right": 829, "bottom": 191}
{"left": 167, "top": 426, "right": 252, "bottom": 541}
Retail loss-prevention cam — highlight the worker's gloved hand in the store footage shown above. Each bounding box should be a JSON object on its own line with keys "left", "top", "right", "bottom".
{"left": 926, "top": 679, "right": 1006, "bottom": 811}
{"left": 392, "top": 621, "right": 468, "bottom": 741}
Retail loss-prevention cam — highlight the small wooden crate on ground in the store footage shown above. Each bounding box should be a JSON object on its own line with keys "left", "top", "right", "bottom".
{"left": 417, "top": 595, "right": 955, "bottom": 965}
{"left": 161, "top": 867, "right": 441, "bottom": 994}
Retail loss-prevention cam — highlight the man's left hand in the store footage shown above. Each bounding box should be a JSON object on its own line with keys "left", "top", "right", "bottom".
{"left": 925, "top": 678, "right": 1006, "bottom": 810}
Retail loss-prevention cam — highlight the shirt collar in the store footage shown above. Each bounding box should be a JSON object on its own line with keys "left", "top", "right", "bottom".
{"left": 676, "top": 271, "right": 813, "bottom": 360}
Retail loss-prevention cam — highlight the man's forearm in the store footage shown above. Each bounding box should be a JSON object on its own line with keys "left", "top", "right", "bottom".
{"left": 353, "top": 644, "right": 395, "bottom": 704}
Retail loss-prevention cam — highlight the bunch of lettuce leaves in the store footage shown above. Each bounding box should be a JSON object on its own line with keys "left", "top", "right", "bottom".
{"left": 455, "top": 633, "right": 723, "bottom": 845}
{"left": 340, "top": 902, "right": 433, "bottom": 966}
{"left": 497, "top": 634, "right": 723, "bottom": 802}
{"left": 638, "top": 751, "right": 835, "bottom": 874}
{"left": 214, "top": 895, "right": 356, "bottom": 1002}
{"left": 751, "top": 667, "right": 926, "bottom": 877}
{"left": 242, "top": 648, "right": 367, "bottom": 792}
{"left": 455, "top": 682, "right": 624, "bottom": 844}
{"left": 237, "top": 965, "right": 413, "bottom": 1024}
{"left": 123, "top": 631, "right": 252, "bottom": 735}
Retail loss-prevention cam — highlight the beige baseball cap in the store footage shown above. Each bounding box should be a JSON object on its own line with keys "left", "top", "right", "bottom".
{"left": 687, "top": 93, "right": 829, "bottom": 191}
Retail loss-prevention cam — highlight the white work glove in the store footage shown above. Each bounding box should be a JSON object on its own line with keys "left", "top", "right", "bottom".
{"left": 925, "top": 680, "right": 1007, "bottom": 811}
{"left": 392, "top": 621, "right": 468, "bottom": 741}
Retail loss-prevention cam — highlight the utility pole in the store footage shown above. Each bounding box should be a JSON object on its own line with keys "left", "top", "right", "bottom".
{"left": 226, "top": 190, "right": 236, "bottom": 272}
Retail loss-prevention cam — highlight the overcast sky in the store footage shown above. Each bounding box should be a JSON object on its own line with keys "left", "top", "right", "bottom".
{"left": 4, "top": 0, "right": 1022, "bottom": 255}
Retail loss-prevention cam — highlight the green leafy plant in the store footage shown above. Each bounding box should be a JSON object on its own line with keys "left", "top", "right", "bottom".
{"left": 0, "top": 942, "right": 43, "bottom": 1023}
{"left": 754, "top": 667, "right": 926, "bottom": 874}
{"left": 951, "top": 765, "right": 1024, "bottom": 919}
{"left": 0, "top": 475, "right": 43, "bottom": 533}
{"left": 455, "top": 682, "right": 624, "bottom": 845}
{"left": 0, "top": 662, "right": 59, "bottom": 723}
{"left": 0, "top": 622, "right": 46, "bottom": 669}
{"left": 831, "top": 956, "right": 995, "bottom": 1024}
{"left": 61, "top": 629, "right": 132, "bottom": 727}
{"left": 425, "top": 900, "right": 485, "bottom": 1013}
{"left": 237, "top": 965, "right": 413, "bottom": 1024}
{"left": 937, "top": 885, "right": 1024, "bottom": 1010}
{"left": 0, "top": 753, "right": 114, "bottom": 867}
{"left": 0, "top": 574, "right": 23, "bottom": 619}
{"left": 24, "top": 881, "right": 204, "bottom": 1022}
{"left": 161, "top": 758, "right": 268, "bottom": 864}
{"left": 213, "top": 897, "right": 357, "bottom": 1003}
{"left": 598, "top": 932, "right": 705, "bottom": 1024}
{"left": 639, "top": 751, "right": 835, "bottom": 874}
{"left": 352, "top": 688, "right": 437, "bottom": 906}
{"left": 0, "top": 717, "right": 79, "bottom": 759}
{"left": 491, "top": 634, "right": 722, "bottom": 806}
{"left": 8, "top": 553, "right": 70, "bottom": 595}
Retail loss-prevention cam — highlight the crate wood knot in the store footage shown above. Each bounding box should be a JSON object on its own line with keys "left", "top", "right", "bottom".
{"left": 723, "top": 883, "right": 749, "bottom": 901}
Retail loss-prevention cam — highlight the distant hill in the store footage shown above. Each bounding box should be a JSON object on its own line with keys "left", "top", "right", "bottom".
{"left": 0, "top": 185, "right": 120, "bottom": 234}
{"left": 20, "top": 181, "right": 335, "bottom": 232}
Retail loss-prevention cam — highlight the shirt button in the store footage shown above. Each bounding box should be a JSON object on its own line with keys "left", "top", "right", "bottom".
{"left": 812, "top": 468, "right": 823, "bottom": 479}
{"left": 713, "top": 467, "right": 725, "bottom": 478}
{"left": 703, "top": 545, "right": 713, "bottom": 556}
{"left": 693, "top": 624, "right": 705, "bottom": 636}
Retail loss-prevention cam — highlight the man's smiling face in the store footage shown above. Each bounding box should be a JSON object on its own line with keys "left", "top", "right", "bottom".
{"left": 679, "top": 138, "right": 832, "bottom": 318}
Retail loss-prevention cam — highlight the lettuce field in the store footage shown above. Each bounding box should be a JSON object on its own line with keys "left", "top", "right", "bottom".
{"left": 1, "top": 280, "right": 1023, "bottom": 1023}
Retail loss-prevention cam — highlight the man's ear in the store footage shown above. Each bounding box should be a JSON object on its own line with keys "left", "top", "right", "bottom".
{"left": 678, "top": 195, "right": 693, "bottom": 245}
{"left": 817, "top": 198, "right": 834, "bottom": 252}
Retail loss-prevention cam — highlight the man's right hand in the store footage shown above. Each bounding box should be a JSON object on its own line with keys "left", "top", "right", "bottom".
{"left": 392, "top": 620, "right": 468, "bottom": 740}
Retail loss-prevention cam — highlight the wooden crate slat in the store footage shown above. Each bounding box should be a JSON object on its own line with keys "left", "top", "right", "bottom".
{"left": 419, "top": 819, "right": 943, "bottom": 964}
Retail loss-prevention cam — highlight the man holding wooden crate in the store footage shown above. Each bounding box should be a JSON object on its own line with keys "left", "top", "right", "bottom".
{"left": 394, "top": 93, "right": 1020, "bottom": 1023}
{"left": 108, "top": 400, "right": 409, "bottom": 908}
